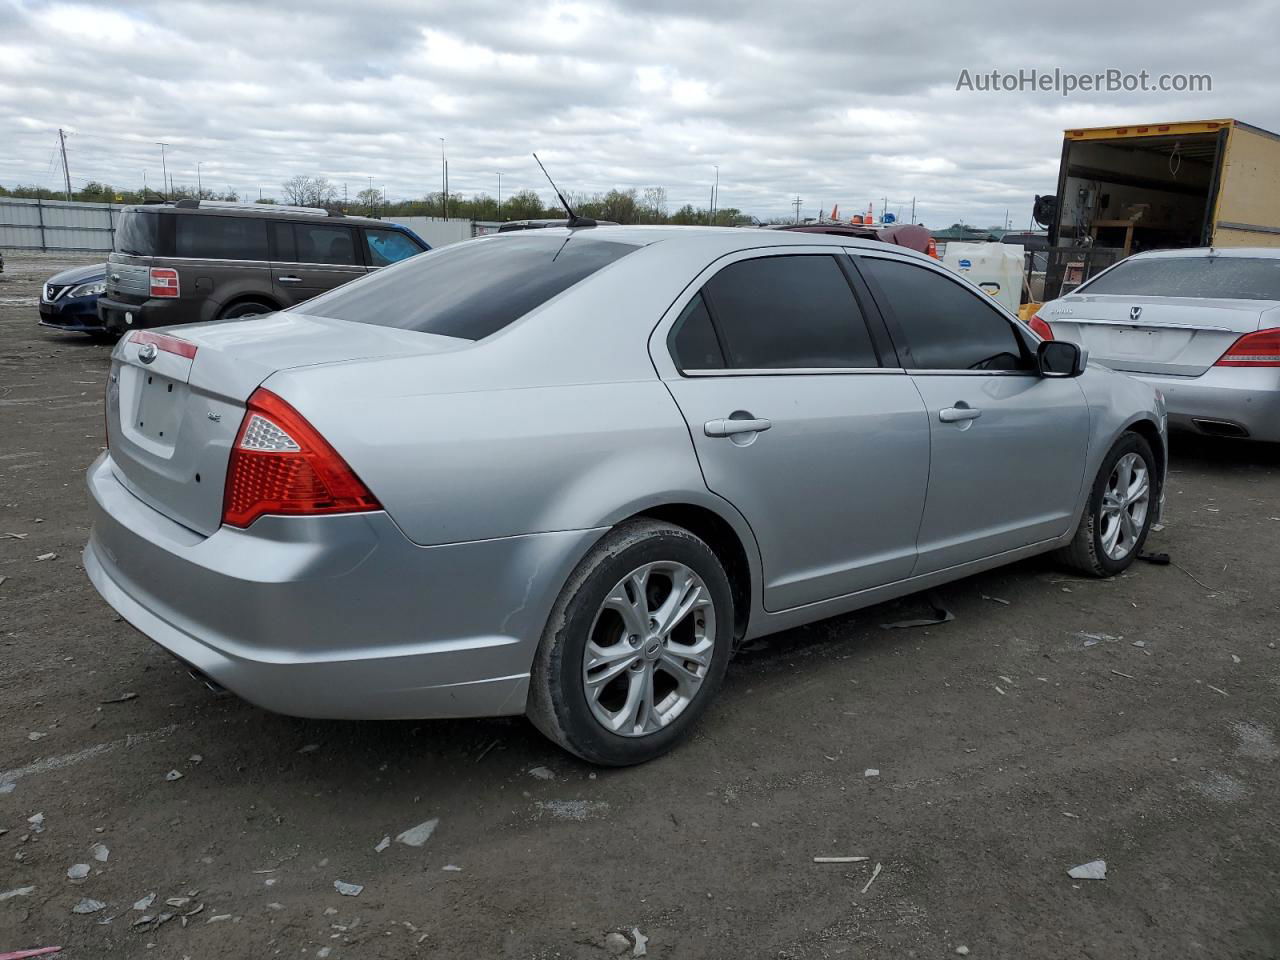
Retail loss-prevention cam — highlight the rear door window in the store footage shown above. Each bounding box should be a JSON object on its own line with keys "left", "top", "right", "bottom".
{"left": 670, "top": 293, "right": 725, "bottom": 370}
{"left": 859, "top": 257, "right": 1031, "bottom": 371}
{"left": 365, "top": 228, "right": 425, "bottom": 266}
{"left": 295, "top": 224, "right": 359, "bottom": 265}
{"left": 699, "top": 255, "right": 880, "bottom": 369}
{"left": 114, "top": 210, "right": 168, "bottom": 256}
{"left": 300, "top": 233, "right": 638, "bottom": 340}
{"left": 1080, "top": 256, "right": 1280, "bottom": 300}
{"left": 174, "top": 215, "right": 268, "bottom": 260}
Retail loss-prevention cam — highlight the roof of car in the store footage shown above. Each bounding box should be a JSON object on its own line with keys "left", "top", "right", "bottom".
{"left": 1125, "top": 246, "right": 1280, "bottom": 260}
{"left": 483, "top": 224, "right": 939, "bottom": 263}
{"left": 124, "top": 201, "right": 392, "bottom": 228}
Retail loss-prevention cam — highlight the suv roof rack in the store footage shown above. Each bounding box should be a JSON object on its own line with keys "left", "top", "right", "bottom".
{"left": 165, "top": 199, "right": 342, "bottom": 217}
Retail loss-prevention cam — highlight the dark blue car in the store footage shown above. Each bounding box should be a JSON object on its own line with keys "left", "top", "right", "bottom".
{"left": 39, "top": 262, "right": 111, "bottom": 338}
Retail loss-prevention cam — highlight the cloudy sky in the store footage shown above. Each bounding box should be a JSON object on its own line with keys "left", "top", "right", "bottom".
{"left": 2, "top": 0, "right": 1276, "bottom": 226}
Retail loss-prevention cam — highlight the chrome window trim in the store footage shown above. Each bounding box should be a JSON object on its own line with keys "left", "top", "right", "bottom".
{"left": 906, "top": 369, "right": 1039, "bottom": 378}
{"left": 682, "top": 366, "right": 906, "bottom": 377}
{"left": 140, "top": 256, "right": 364, "bottom": 270}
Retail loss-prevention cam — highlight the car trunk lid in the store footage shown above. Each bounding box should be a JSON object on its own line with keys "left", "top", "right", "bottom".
{"left": 1042, "top": 295, "right": 1276, "bottom": 376}
{"left": 106, "top": 312, "right": 466, "bottom": 536}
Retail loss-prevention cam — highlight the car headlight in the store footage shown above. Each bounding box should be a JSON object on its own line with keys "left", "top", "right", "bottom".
{"left": 69, "top": 280, "right": 106, "bottom": 298}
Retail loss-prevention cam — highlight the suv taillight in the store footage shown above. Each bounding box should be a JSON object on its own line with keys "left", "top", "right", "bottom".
{"left": 222, "top": 389, "right": 381, "bottom": 528}
{"left": 149, "top": 267, "right": 180, "bottom": 298}
{"left": 1028, "top": 313, "right": 1054, "bottom": 340}
{"left": 1215, "top": 327, "right": 1280, "bottom": 367}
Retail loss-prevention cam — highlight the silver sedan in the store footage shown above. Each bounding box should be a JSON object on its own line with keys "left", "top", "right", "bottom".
{"left": 1036, "top": 247, "right": 1280, "bottom": 442}
{"left": 85, "top": 227, "right": 1166, "bottom": 765}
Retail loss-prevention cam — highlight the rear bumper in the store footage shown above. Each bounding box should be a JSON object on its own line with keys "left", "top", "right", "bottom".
{"left": 98, "top": 295, "right": 195, "bottom": 333}
{"left": 1128, "top": 367, "right": 1280, "bottom": 443}
{"left": 83, "top": 453, "right": 601, "bottom": 719}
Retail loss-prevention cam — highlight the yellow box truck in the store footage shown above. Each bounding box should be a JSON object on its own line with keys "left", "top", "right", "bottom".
{"left": 1043, "top": 119, "right": 1280, "bottom": 298}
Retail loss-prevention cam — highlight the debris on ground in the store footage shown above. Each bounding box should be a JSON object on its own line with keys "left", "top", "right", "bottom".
{"left": 880, "top": 594, "right": 954, "bottom": 629}
{"left": 864, "top": 768, "right": 880, "bottom": 777}
{"left": 1137, "top": 551, "right": 1170, "bottom": 565}
{"left": 132, "top": 893, "right": 155, "bottom": 911}
{"left": 206, "top": 913, "right": 231, "bottom": 923}
{"left": 605, "top": 932, "right": 630, "bottom": 955}
{"left": 994, "top": 686, "right": 1006, "bottom": 696}
{"left": 955, "top": 947, "right": 970, "bottom": 956}
{"left": 0, "top": 886, "right": 37, "bottom": 902}
{"left": 374, "top": 836, "right": 391, "bottom": 853}
{"left": 631, "top": 926, "right": 649, "bottom": 956}
{"left": 474, "top": 739, "right": 500, "bottom": 763}
{"left": 1231, "top": 654, "right": 1241, "bottom": 664}
{"left": 27, "top": 732, "right": 46, "bottom": 741}
{"left": 297, "top": 744, "right": 320, "bottom": 754}
{"left": 0, "top": 949, "right": 63, "bottom": 960}
{"left": 27, "top": 813, "right": 45, "bottom": 833}
{"left": 89, "top": 843, "right": 109, "bottom": 863}
{"left": 66, "top": 863, "right": 90, "bottom": 881}
{"left": 528, "top": 765, "right": 555, "bottom": 780}
{"left": 442, "top": 864, "right": 462, "bottom": 872}
{"left": 1067, "top": 860, "right": 1107, "bottom": 880}
{"left": 813, "top": 856, "right": 869, "bottom": 864}
{"left": 99, "top": 693, "right": 138, "bottom": 704}
{"left": 860, "top": 862, "right": 883, "bottom": 894}
{"left": 981, "top": 594, "right": 1010, "bottom": 605}
{"left": 395, "top": 818, "right": 439, "bottom": 847}
{"left": 1207, "top": 684, "right": 1229, "bottom": 697}
{"left": 1110, "top": 670, "right": 1136, "bottom": 680}
{"left": 189, "top": 754, "right": 202, "bottom": 763}
{"left": 164, "top": 770, "right": 183, "bottom": 781}
{"left": 35, "top": 553, "right": 57, "bottom": 562}
{"left": 333, "top": 880, "right": 364, "bottom": 897}
{"left": 1076, "top": 632, "right": 1122, "bottom": 646}
{"left": 71, "top": 898, "right": 105, "bottom": 914}
{"left": 534, "top": 799, "right": 609, "bottom": 821}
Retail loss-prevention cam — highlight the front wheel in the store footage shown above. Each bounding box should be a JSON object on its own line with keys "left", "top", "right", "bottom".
{"left": 1056, "top": 432, "right": 1156, "bottom": 577}
{"left": 527, "top": 519, "right": 734, "bottom": 766}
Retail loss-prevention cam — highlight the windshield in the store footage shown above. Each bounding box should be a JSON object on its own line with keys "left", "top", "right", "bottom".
{"left": 1080, "top": 256, "right": 1280, "bottom": 301}
{"left": 114, "top": 209, "right": 163, "bottom": 256}
{"left": 300, "top": 233, "right": 639, "bottom": 340}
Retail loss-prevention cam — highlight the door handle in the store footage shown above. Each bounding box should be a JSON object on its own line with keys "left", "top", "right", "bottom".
{"left": 938, "top": 406, "right": 982, "bottom": 423}
{"left": 704, "top": 418, "right": 772, "bottom": 437}
{"left": 277, "top": 276, "right": 302, "bottom": 283}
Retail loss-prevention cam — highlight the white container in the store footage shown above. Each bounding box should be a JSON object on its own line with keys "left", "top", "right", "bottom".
{"left": 942, "top": 242, "right": 1024, "bottom": 315}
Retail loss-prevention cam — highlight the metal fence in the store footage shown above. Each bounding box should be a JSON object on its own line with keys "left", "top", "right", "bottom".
{"left": 386, "top": 216, "right": 475, "bottom": 247}
{"left": 0, "top": 197, "right": 124, "bottom": 252}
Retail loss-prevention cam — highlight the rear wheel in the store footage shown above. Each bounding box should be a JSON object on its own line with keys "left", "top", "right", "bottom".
{"left": 218, "top": 301, "right": 275, "bottom": 321}
{"left": 1056, "top": 432, "right": 1156, "bottom": 577}
{"left": 528, "top": 519, "right": 734, "bottom": 766}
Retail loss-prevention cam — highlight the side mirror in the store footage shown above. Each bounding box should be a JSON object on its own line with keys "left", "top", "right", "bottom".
{"left": 1038, "top": 340, "right": 1086, "bottom": 378}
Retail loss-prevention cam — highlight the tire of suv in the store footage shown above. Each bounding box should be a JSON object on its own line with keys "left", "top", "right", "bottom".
{"left": 527, "top": 518, "right": 734, "bottom": 766}
{"left": 1056, "top": 432, "right": 1157, "bottom": 577}
{"left": 218, "top": 301, "right": 275, "bottom": 321}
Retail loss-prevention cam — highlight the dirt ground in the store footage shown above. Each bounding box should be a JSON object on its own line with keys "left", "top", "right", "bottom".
{"left": 1, "top": 250, "right": 1278, "bottom": 960}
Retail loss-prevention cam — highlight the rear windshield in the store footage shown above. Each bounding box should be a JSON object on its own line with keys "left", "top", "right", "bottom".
{"left": 114, "top": 209, "right": 163, "bottom": 256}
{"left": 299, "top": 233, "right": 639, "bottom": 340}
{"left": 1080, "top": 256, "right": 1280, "bottom": 301}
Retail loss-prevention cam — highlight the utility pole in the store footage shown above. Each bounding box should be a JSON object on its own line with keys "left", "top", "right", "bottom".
{"left": 497, "top": 172, "right": 502, "bottom": 220}
{"left": 343, "top": 182, "right": 348, "bottom": 212}
{"left": 156, "top": 142, "right": 169, "bottom": 200}
{"left": 882, "top": 197, "right": 888, "bottom": 222}
{"left": 911, "top": 197, "right": 916, "bottom": 223}
{"left": 793, "top": 196, "right": 802, "bottom": 224}
{"left": 197, "top": 162, "right": 203, "bottom": 197}
{"left": 708, "top": 186, "right": 715, "bottom": 225}
{"left": 58, "top": 128, "right": 72, "bottom": 201}
{"left": 439, "top": 138, "right": 447, "bottom": 219}
{"left": 712, "top": 165, "right": 719, "bottom": 222}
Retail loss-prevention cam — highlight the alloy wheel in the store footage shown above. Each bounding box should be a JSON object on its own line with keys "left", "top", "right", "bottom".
{"left": 582, "top": 561, "right": 716, "bottom": 737}
{"left": 1099, "top": 452, "right": 1150, "bottom": 561}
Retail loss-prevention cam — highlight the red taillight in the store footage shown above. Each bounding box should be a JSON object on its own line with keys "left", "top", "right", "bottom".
{"left": 1028, "top": 313, "right": 1054, "bottom": 340}
{"left": 1215, "top": 327, "right": 1280, "bottom": 367}
{"left": 129, "top": 329, "right": 197, "bottom": 359}
{"left": 222, "top": 389, "right": 381, "bottom": 528}
{"left": 149, "top": 267, "right": 180, "bottom": 298}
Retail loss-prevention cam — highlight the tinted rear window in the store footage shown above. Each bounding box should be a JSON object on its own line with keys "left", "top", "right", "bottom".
{"left": 114, "top": 210, "right": 163, "bottom": 256}
{"left": 1081, "top": 256, "right": 1280, "bottom": 301}
{"left": 300, "top": 233, "right": 638, "bottom": 340}
{"left": 175, "top": 214, "right": 268, "bottom": 260}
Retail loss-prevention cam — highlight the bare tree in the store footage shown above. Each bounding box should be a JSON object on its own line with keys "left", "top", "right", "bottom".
{"left": 281, "top": 175, "right": 337, "bottom": 207}
{"left": 641, "top": 186, "right": 668, "bottom": 223}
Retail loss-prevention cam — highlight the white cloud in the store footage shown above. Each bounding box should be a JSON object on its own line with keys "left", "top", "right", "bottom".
{"left": 1, "top": 0, "right": 1275, "bottom": 226}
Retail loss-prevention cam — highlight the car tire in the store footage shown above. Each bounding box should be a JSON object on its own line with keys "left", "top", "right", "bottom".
{"left": 218, "top": 301, "right": 275, "bottom": 321}
{"left": 1056, "top": 432, "right": 1157, "bottom": 577}
{"left": 527, "top": 518, "right": 734, "bottom": 766}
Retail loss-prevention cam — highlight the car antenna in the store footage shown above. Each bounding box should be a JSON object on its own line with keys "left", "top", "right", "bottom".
{"left": 532, "top": 153, "right": 596, "bottom": 228}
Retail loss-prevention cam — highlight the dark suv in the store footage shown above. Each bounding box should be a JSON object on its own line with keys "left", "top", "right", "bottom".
{"left": 97, "top": 200, "right": 429, "bottom": 334}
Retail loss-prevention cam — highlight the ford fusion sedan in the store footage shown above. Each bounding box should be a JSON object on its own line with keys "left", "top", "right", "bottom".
{"left": 39, "top": 262, "right": 109, "bottom": 337}
{"left": 1035, "top": 248, "right": 1280, "bottom": 442}
{"left": 84, "top": 227, "right": 1166, "bottom": 765}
